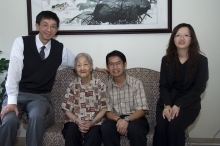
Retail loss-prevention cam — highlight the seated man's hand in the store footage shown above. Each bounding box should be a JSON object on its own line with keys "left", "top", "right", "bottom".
{"left": 84, "top": 120, "right": 95, "bottom": 129}
{"left": 95, "top": 67, "right": 109, "bottom": 74}
{"left": 116, "top": 119, "right": 128, "bottom": 136}
{"left": 0, "top": 104, "right": 18, "bottom": 119}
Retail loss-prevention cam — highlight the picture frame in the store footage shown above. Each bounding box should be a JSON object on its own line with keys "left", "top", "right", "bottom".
{"left": 27, "top": 0, "right": 172, "bottom": 35}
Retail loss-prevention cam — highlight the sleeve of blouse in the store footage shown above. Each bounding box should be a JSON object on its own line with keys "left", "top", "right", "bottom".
{"left": 100, "top": 83, "right": 107, "bottom": 109}
{"left": 61, "top": 82, "right": 74, "bottom": 112}
{"left": 175, "top": 56, "right": 209, "bottom": 109}
{"left": 159, "top": 57, "right": 173, "bottom": 106}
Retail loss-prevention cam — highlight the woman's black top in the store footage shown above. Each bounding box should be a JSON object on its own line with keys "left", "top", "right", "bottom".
{"left": 157, "top": 54, "right": 209, "bottom": 110}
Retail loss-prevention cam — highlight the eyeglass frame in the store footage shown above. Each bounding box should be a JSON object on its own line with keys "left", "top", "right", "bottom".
{"left": 40, "top": 22, "right": 58, "bottom": 31}
{"left": 174, "top": 33, "right": 191, "bottom": 39}
{"left": 108, "top": 61, "right": 124, "bottom": 68}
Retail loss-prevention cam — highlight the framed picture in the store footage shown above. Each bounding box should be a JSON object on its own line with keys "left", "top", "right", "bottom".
{"left": 27, "top": 0, "right": 172, "bottom": 35}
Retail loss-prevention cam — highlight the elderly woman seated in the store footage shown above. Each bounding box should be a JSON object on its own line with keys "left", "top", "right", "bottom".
{"left": 61, "top": 53, "right": 107, "bottom": 146}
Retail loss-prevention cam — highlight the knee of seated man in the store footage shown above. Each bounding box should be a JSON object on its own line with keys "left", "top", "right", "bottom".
{"left": 127, "top": 121, "right": 142, "bottom": 132}
{"left": 2, "top": 112, "right": 20, "bottom": 128}
{"left": 101, "top": 119, "right": 115, "bottom": 131}
{"left": 28, "top": 114, "right": 45, "bottom": 121}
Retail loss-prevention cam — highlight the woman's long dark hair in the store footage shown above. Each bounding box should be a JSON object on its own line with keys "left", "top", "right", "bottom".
{"left": 165, "top": 23, "right": 202, "bottom": 81}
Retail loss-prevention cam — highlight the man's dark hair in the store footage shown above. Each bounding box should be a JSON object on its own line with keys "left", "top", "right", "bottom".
{"left": 106, "top": 50, "right": 127, "bottom": 65}
{"left": 36, "top": 11, "right": 60, "bottom": 28}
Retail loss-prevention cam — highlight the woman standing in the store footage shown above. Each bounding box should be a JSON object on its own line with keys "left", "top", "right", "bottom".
{"left": 61, "top": 53, "right": 107, "bottom": 146}
{"left": 153, "top": 23, "right": 209, "bottom": 146}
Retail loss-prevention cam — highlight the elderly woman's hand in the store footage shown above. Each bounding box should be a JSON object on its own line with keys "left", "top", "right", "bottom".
{"left": 77, "top": 119, "right": 89, "bottom": 134}
{"left": 84, "top": 120, "right": 96, "bottom": 129}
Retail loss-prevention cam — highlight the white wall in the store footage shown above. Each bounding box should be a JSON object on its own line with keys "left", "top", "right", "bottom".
{"left": 0, "top": 0, "right": 220, "bottom": 138}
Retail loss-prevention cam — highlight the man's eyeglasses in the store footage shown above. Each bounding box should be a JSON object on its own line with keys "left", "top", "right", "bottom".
{"left": 41, "top": 23, "right": 58, "bottom": 31}
{"left": 108, "top": 61, "right": 122, "bottom": 68}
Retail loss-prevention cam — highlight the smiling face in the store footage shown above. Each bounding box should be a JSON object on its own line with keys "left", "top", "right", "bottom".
{"left": 107, "top": 56, "right": 127, "bottom": 78}
{"left": 75, "top": 56, "right": 92, "bottom": 79}
{"left": 35, "top": 18, "right": 58, "bottom": 45}
{"left": 174, "top": 27, "right": 191, "bottom": 51}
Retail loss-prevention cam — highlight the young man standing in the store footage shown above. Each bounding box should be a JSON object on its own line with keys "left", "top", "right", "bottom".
{"left": 0, "top": 11, "right": 105, "bottom": 146}
{"left": 101, "top": 50, "right": 149, "bottom": 146}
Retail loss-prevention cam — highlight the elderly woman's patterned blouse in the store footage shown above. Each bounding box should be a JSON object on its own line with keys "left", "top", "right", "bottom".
{"left": 62, "top": 75, "right": 107, "bottom": 125}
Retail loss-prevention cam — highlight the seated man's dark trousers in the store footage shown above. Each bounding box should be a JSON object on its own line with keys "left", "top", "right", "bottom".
{"left": 101, "top": 116, "right": 149, "bottom": 146}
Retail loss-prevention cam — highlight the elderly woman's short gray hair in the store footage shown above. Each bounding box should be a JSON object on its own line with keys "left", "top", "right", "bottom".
{"left": 74, "top": 53, "right": 93, "bottom": 68}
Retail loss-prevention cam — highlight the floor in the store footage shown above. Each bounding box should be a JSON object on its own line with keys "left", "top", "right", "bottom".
{"left": 15, "top": 143, "right": 220, "bottom": 146}
{"left": 15, "top": 144, "right": 220, "bottom": 146}
{"left": 14, "top": 138, "right": 220, "bottom": 146}
{"left": 192, "top": 144, "right": 220, "bottom": 146}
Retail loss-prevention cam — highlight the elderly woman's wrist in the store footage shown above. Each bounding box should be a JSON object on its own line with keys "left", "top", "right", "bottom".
{"left": 92, "top": 118, "right": 98, "bottom": 125}
{"left": 73, "top": 117, "right": 78, "bottom": 124}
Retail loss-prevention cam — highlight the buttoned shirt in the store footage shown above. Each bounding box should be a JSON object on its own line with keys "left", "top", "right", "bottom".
{"left": 62, "top": 75, "right": 107, "bottom": 125}
{"left": 106, "top": 74, "right": 149, "bottom": 116}
{"left": 5, "top": 34, "right": 75, "bottom": 104}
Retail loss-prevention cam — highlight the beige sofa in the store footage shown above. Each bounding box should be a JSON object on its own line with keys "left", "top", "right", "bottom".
{"left": 22, "top": 67, "right": 191, "bottom": 146}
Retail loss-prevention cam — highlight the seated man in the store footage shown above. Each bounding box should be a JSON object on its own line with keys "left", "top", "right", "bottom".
{"left": 101, "top": 50, "right": 149, "bottom": 146}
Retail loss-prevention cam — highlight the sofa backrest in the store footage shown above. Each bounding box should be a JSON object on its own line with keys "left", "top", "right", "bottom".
{"left": 49, "top": 68, "right": 160, "bottom": 124}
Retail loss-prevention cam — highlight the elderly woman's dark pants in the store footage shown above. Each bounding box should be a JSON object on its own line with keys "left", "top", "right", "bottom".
{"left": 153, "top": 106, "right": 200, "bottom": 146}
{"left": 101, "top": 117, "right": 149, "bottom": 146}
{"left": 62, "top": 122, "right": 102, "bottom": 146}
